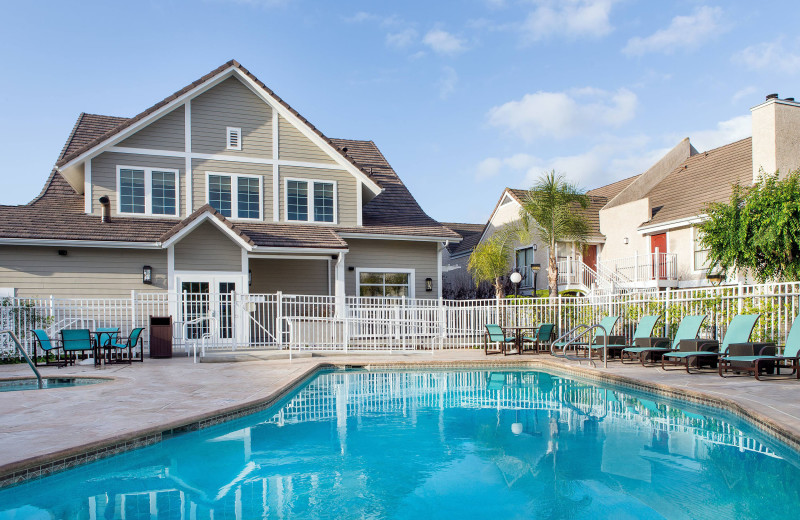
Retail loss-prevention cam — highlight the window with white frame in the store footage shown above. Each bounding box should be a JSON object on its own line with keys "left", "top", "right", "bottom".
{"left": 226, "top": 127, "right": 242, "bottom": 150}
{"left": 285, "top": 178, "right": 336, "bottom": 223}
{"left": 117, "top": 166, "right": 179, "bottom": 216}
{"left": 207, "top": 173, "right": 262, "bottom": 220}
{"left": 357, "top": 269, "right": 414, "bottom": 298}
{"left": 693, "top": 226, "right": 710, "bottom": 271}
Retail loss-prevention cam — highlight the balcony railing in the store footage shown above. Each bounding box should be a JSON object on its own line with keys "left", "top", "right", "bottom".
{"left": 598, "top": 252, "right": 678, "bottom": 284}
{"left": 556, "top": 259, "right": 597, "bottom": 292}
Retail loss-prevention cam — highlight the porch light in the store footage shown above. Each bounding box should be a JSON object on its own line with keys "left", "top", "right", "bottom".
{"left": 510, "top": 272, "right": 523, "bottom": 285}
{"left": 425, "top": 278, "right": 433, "bottom": 292}
{"left": 142, "top": 265, "right": 152, "bottom": 285}
{"left": 532, "top": 244, "right": 537, "bottom": 251}
{"left": 706, "top": 272, "right": 725, "bottom": 286}
{"left": 623, "top": 237, "right": 629, "bottom": 245}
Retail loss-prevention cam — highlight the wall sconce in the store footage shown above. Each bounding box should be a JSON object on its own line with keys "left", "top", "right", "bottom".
{"left": 142, "top": 265, "right": 153, "bottom": 285}
{"left": 623, "top": 237, "right": 629, "bottom": 245}
{"left": 706, "top": 272, "right": 725, "bottom": 286}
{"left": 532, "top": 244, "right": 537, "bottom": 251}
{"left": 249, "top": 269, "right": 252, "bottom": 287}
{"left": 57, "top": 249, "right": 68, "bottom": 256}
{"left": 425, "top": 278, "right": 433, "bottom": 292}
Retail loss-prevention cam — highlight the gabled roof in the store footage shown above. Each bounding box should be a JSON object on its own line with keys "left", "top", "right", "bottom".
{"left": 586, "top": 174, "right": 640, "bottom": 198}
{"left": 441, "top": 222, "right": 485, "bottom": 255}
{"left": 642, "top": 138, "right": 752, "bottom": 229}
{"left": 58, "top": 113, "right": 129, "bottom": 162}
{"left": 507, "top": 189, "right": 608, "bottom": 238}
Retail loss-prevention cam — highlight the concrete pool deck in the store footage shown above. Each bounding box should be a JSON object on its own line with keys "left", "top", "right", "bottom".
{"left": 2, "top": 350, "right": 800, "bottom": 486}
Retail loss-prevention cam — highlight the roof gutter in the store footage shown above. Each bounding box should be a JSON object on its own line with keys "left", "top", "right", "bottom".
{"left": 0, "top": 238, "right": 162, "bottom": 249}
{"left": 638, "top": 214, "right": 707, "bottom": 234}
{"left": 337, "top": 232, "right": 461, "bottom": 243}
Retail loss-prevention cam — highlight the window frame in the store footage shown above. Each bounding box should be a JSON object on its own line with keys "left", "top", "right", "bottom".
{"left": 226, "top": 127, "right": 242, "bottom": 151}
{"left": 283, "top": 177, "right": 338, "bottom": 224}
{"left": 115, "top": 165, "right": 180, "bottom": 217}
{"left": 355, "top": 268, "right": 415, "bottom": 299}
{"left": 514, "top": 245, "right": 536, "bottom": 288}
{"left": 692, "top": 226, "right": 711, "bottom": 273}
{"left": 204, "top": 172, "right": 263, "bottom": 221}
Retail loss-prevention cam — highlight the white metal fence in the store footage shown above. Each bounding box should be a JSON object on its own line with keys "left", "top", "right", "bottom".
{"left": 2, "top": 281, "right": 799, "bottom": 357}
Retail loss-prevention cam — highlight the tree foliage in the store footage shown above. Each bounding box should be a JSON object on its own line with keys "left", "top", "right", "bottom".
{"left": 468, "top": 234, "right": 513, "bottom": 298}
{"left": 517, "top": 171, "right": 590, "bottom": 296}
{"left": 700, "top": 171, "right": 800, "bottom": 282}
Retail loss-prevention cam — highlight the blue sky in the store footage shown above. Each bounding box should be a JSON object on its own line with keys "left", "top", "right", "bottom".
{"left": 0, "top": 0, "right": 797, "bottom": 223}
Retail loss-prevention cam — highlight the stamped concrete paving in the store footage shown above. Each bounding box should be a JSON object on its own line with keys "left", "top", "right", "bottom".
{"left": 1, "top": 351, "right": 800, "bottom": 477}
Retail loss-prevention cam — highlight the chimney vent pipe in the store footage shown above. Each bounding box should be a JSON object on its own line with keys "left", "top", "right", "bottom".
{"left": 99, "top": 195, "right": 111, "bottom": 223}
{"left": 766, "top": 93, "right": 779, "bottom": 100}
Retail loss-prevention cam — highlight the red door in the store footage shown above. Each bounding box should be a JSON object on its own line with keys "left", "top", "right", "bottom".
{"left": 583, "top": 245, "right": 597, "bottom": 272}
{"left": 650, "top": 234, "right": 667, "bottom": 280}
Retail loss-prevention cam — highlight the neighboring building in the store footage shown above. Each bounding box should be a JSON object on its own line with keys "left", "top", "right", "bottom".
{"left": 465, "top": 93, "right": 800, "bottom": 294}
{"left": 440, "top": 222, "right": 485, "bottom": 294}
{"left": 0, "top": 61, "right": 459, "bottom": 303}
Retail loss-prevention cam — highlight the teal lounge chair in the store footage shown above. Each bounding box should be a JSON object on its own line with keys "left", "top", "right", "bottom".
{"left": 719, "top": 315, "right": 800, "bottom": 380}
{"left": 31, "top": 329, "right": 64, "bottom": 367}
{"left": 589, "top": 315, "right": 661, "bottom": 360}
{"left": 103, "top": 327, "right": 145, "bottom": 364}
{"left": 662, "top": 314, "right": 760, "bottom": 373}
{"left": 622, "top": 315, "right": 706, "bottom": 366}
{"left": 60, "top": 328, "right": 96, "bottom": 366}
{"left": 484, "top": 324, "right": 518, "bottom": 356}
{"left": 520, "top": 323, "right": 555, "bottom": 354}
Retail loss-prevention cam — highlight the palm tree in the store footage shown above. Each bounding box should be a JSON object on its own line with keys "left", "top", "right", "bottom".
{"left": 468, "top": 234, "right": 513, "bottom": 299}
{"left": 518, "top": 171, "right": 589, "bottom": 297}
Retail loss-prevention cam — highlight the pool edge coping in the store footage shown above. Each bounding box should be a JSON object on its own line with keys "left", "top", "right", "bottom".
{"left": 1, "top": 358, "right": 798, "bottom": 488}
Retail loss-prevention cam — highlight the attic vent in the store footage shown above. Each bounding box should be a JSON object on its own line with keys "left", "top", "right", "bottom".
{"left": 226, "top": 127, "right": 242, "bottom": 150}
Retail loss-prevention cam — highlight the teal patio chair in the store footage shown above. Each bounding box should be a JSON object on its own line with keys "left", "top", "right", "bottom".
{"left": 31, "top": 329, "right": 64, "bottom": 367}
{"left": 662, "top": 314, "right": 760, "bottom": 373}
{"left": 484, "top": 324, "right": 518, "bottom": 355}
{"left": 60, "top": 329, "right": 96, "bottom": 366}
{"left": 95, "top": 327, "right": 120, "bottom": 364}
{"left": 622, "top": 315, "right": 706, "bottom": 366}
{"left": 520, "top": 323, "right": 555, "bottom": 354}
{"left": 719, "top": 315, "right": 800, "bottom": 380}
{"left": 590, "top": 315, "right": 661, "bottom": 360}
{"left": 103, "top": 327, "right": 145, "bottom": 364}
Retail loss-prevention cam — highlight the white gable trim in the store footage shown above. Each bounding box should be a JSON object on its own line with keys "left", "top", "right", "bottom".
{"left": 57, "top": 67, "right": 239, "bottom": 172}
{"left": 476, "top": 190, "right": 522, "bottom": 245}
{"left": 161, "top": 210, "right": 254, "bottom": 251}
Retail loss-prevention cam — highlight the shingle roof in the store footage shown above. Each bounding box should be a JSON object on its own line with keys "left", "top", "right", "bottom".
{"left": 644, "top": 138, "right": 752, "bottom": 227}
{"left": 586, "top": 174, "right": 640, "bottom": 199}
{"left": 507, "top": 189, "right": 608, "bottom": 238}
{"left": 58, "top": 113, "right": 129, "bottom": 162}
{"left": 441, "top": 222, "right": 485, "bottom": 255}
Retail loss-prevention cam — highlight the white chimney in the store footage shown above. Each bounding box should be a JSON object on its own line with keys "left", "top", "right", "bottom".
{"left": 751, "top": 94, "right": 800, "bottom": 183}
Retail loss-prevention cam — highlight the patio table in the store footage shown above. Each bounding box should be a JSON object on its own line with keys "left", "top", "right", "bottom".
{"left": 504, "top": 326, "right": 539, "bottom": 355}
{"left": 91, "top": 329, "right": 120, "bottom": 366}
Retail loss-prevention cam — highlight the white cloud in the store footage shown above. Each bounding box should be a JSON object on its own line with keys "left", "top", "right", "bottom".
{"left": 623, "top": 6, "right": 724, "bottom": 56}
{"left": 437, "top": 66, "right": 458, "bottom": 99}
{"left": 386, "top": 28, "right": 418, "bottom": 49}
{"left": 487, "top": 87, "right": 637, "bottom": 141}
{"left": 731, "top": 86, "right": 757, "bottom": 104}
{"left": 734, "top": 38, "right": 800, "bottom": 75}
{"left": 423, "top": 29, "right": 467, "bottom": 55}
{"left": 521, "top": 0, "right": 619, "bottom": 42}
{"left": 685, "top": 115, "right": 751, "bottom": 152}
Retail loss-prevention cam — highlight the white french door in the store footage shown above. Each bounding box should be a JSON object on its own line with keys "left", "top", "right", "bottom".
{"left": 174, "top": 273, "right": 246, "bottom": 347}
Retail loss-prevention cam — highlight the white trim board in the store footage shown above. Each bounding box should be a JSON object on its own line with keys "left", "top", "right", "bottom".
{"left": 160, "top": 210, "right": 254, "bottom": 251}
{"left": 0, "top": 238, "right": 162, "bottom": 249}
{"left": 338, "top": 232, "right": 460, "bottom": 243}
{"left": 638, "top": 215, "right": 707, "bottom": 234}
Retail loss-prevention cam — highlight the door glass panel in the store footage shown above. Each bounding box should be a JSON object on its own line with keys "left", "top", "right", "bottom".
{"left": 219, "top": 282, "right": 236, "bottom": 339}
{"left": 182, "top": 282, "right": 210, "bottom": 339}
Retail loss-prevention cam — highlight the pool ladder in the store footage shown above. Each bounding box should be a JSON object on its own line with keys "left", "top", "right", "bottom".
{"left": 550, "top": 324, "right": 609, "bottom": 368}
{"left": 0, "top": 329, "right": 43, "bottom": 389}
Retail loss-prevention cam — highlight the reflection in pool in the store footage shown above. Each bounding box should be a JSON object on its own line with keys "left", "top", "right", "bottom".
{"left": 0, "top": 369, "right": 798, "bottom": 519}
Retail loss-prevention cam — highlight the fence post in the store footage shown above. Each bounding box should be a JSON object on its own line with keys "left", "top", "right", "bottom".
{"left": 276, "top": 291, "right": 283, "bottom": 350}
{"left": 438, "top": 297, "right": 445, "bottom": 351}
{"left": 737, "top": 282, "right": 744, "bottom": 315}
{"left": 131, "top": 290, "right": 136, "bottom": 332}
{"left": 664, "top": 287, "right": 671, "bottom": 336}
{"left": 557, "top": 294, "right": 562, "bottom": 336}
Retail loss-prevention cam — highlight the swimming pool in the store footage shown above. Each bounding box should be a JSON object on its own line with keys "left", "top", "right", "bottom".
{"left": 0, "top": 377, "right": 105, "bottom": 392}
{"left": 0, "top": 368, "right": 798, "bottom": 519}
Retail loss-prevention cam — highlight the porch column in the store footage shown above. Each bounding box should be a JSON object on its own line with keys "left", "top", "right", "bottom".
{"left": 335, "top": 252, "right": 346, "bottom": 317}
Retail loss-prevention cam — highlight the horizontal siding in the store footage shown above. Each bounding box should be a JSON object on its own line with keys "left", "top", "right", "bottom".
{"left": 345, "top": 239, "right": 438, "bottom": 299}
{"left": 118, "top": 105, "right": 185, "bottom": 151}
{"left": 278, "top": 115, "right": 335, "bottom": 164}
{"left": 192, "top": 77, "right": 273, "bottom": 158}
{"left": 174, "top": 221, "right": 242, "bottom": 271}
{"left": 279, "top": 165, "right": 357, "bottom": 226}
{"left": 249, "top": 258, "right": 330, "bottom": 295}
{"left": 191, "top": 158, "right": 273, "bottom": 219}
{"left": 0, "top": 246, "right": 167, "bottom": 298}
{"left": 92, "top": 152, "right": 185, "bottom": 218}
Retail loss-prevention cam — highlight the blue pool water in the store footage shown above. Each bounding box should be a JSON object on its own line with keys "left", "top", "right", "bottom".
{"left": 1, "top": 369, "right": 798, "bottom": 519}
{"left": 0, "top": 377, "right": 104, "bottom": 392}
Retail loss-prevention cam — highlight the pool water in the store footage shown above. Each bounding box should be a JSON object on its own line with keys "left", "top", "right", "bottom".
{"left": 0, "top": 377, "right": 104, "bottom": 392}
{"left": 1, "top": 369, "right": 798, "bottom": 519}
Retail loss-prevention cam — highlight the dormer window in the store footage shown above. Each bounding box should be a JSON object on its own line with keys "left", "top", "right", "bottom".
{"left": 226, "top": 127, "right": 242, "bottom": 150}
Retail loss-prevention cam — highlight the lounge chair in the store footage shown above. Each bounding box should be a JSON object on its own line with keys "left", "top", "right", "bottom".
{"left": 520, "top": 323, "right": 555, "bottom": 354}
{"left": 31, "top": 329, "right": 64, "bottom": 367}
{"left": 60, "top": 328, "right": 96, "bottom": 366}
{"left": 591, "top": 315, "right": 661, "bottom": 361}
{"left": 662, "top": 314, "right": 760, "bottom": 373}
{"left": 484, "top": 324, "right": 519, "bottom": 355}
{"left": 103, "top": 327, "right": 145, "bottom": 364}
{"left": 718, "top": 315, "right": 800, "bottom": 380}
{"left": 622, "top": 315, "right": 706, "bottom": 366}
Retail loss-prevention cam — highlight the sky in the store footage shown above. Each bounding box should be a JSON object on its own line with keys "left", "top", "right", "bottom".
{"left": 0, "top": 0, "right": 798, "bottom": 224}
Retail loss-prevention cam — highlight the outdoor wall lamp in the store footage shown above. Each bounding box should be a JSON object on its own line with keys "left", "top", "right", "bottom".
{"left": 532, "top": 244, "right": 537, "bottom": 251}
{"left": 706, "top": 272, "right": 725, "bottom": 286}
{"left": 425, "top": 278, "right": 433, "bottom": 292}
{"left": 142, "top": 265, "right": 152, "bottom": 285}
{"left": 623, "top": 237, "right": 629, "bottom": 245}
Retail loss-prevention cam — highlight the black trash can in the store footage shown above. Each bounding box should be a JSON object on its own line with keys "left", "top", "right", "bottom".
{"left": 149, "top": 316, "right": 173, "bottom": 358}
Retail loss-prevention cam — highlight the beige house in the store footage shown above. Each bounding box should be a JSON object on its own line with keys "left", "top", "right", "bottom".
{"left": 0, "top": 61, "right": 458, "bottom": 303}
